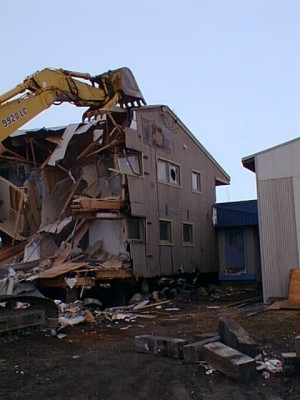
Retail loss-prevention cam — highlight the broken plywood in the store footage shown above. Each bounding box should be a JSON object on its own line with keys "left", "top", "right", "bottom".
{"left": 47, "top": 123, "right": 80, "bottom": 166}
{"left": 38, "top": 262, "right": 89, "bottom": 279}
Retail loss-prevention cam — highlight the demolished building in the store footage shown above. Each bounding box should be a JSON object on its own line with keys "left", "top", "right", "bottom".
{"left": 0, "top": 105, "right": 230, "bottom": 297}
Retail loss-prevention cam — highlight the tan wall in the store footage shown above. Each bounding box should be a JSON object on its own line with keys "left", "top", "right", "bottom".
{"left": 127, "top": 107, "right": 224, "bottom": 278}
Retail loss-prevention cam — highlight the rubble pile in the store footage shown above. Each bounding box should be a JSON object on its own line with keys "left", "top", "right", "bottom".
{"left": 0, "top": 109, "right": 139, "bottom": 296}
{"left": 134, "top": 316, "right": 288, "bottom": 382}
{"left": 52, "top": 295, "right": 172, "bottom": 336}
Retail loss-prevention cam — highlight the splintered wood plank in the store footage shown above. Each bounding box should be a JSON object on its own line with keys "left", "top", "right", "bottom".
{"left": 94, "top": 269, "right": 133, "bottom": 280}
{"left": 0, "top": 242, "right": 26, "bottom": 264}
{"left": 38, "top": 262, "right": 89, "bottom": 279}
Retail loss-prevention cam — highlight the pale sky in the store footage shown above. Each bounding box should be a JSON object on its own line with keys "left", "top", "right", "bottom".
{"left": 2, "top": 0, "right": 300, "bottom": 202}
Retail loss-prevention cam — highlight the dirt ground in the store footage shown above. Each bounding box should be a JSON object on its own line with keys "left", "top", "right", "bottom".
{"left": 1, "top": 292, "right": 300, "bottom": 400}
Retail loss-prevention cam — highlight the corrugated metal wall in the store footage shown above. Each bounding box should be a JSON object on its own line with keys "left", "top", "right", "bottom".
{"left": 258, "top": 177, "right": 298, "bottom": 300}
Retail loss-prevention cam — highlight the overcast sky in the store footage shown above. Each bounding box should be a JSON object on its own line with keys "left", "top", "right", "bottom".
{"left": 2, "top": 1, "right": 300, "bottom": 202}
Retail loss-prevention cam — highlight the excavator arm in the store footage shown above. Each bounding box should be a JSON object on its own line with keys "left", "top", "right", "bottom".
{"left": 0, "top": 67, "right": 145, "bottom": 141}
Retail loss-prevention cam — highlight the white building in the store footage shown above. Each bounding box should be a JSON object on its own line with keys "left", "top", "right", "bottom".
{"left": 243, "top": 138, "right": 300, "bottom": 302}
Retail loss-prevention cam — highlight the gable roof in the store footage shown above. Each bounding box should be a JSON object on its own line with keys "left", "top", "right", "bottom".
{"left": 242, "top": 136, "right": 300, "bottom": 173}
{"left": 137, "top": 105, "right": 230, "bottom": 185}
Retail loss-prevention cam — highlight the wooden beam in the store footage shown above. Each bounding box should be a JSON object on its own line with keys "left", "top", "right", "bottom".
{"left": 71, "top": 198, "right": 124, "bottom": 212}
{"left": 94, "top": 269, "right": 133, "bottom": 280}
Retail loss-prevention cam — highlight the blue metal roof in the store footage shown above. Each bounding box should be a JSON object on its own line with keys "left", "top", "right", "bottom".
{"left": 214, "top": 200, "right": 258, "bottom": 227}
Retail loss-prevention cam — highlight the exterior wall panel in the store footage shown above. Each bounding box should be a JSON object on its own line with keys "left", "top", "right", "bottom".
{"left": 126, "top": 107, "right": 229, "bottom": 278}
{"left": 258, "top": 177, "right": 298, "bottom": 301}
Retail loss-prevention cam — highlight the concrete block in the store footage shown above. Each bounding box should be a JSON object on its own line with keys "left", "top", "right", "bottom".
{"left": 281, "top": 352, "right": 300, "bottom": 376}
{"left": 203, "top": 341, "right": 257, "bottom": 381}
{"left": 166, "top": 338, "right": 188, "bottom": 359}
{"left": 218, "top": 316, "right": 259, "bottom": 357}
{"left": 134, "top": 335, "right": 154, "bottom": 353}
{"left": 153, "top": 336, "right": 168, "bottom": 356}
{"left": 183, "top": 336, "right": 220, "bottom": 363}
{"left": 134, "top": 335, "right": 188, "bottom": 358}
{"left": 193, "top": 332, "right": 219, "bottom": 342}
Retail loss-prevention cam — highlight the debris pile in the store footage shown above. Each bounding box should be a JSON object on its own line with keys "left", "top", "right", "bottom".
{"left": 0, "top": 109, "right": 140, "bottom": 296}
{"left": 52, "top": 295, "right": 172, "bottom": 337}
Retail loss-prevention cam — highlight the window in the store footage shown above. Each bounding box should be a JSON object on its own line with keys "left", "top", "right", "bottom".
{"left": 118, "top": 151, "right": 141, "bottom": 175}
{"left": 157, "top": 159, "right": 180, "bottom": 186}
{"left": 127, "top": 218, "right": 145, "bottom": 242}
{"left": 159, "top": 220, "right": 172, "bottom": 244}
{"left": 182, "top": 222, "right": 194, "bottom": 245}
{"left": 192, "top": 171, "right": 202, "bottom": 192}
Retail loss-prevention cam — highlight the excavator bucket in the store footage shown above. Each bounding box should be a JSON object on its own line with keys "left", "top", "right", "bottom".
{"left": 92, "top": 67, "right": 146, "bottom": 108}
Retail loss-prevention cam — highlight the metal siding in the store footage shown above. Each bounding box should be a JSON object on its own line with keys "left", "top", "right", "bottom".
{"left": 243, "top": 226, "right": 261, "bottom": 279}
{"left": 130, "top": 107, "right": 223, "bottom": 278}
{"left": 292, "top": 177, "right": 300, "bottom": 261}
{"left": 217, "top": 230, "right": 227, "bottom": 274}
{"left": 215, "top": 200, "right": 258, "bottom": 227}
{"left": 130, "top": 243, "right": 148, "bottom": 278}
{"left": 125, "top": 128, "right": 142, "bottom": 151}
{"left": 127, "top": 175, "right": 147, "bottom": 216}
{"left": 258, "top": 177, "right": 298, "bottom": 301}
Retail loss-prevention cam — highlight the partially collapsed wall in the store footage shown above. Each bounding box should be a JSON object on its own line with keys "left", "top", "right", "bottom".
{"left": 0, "top": 105, "right": 229, "bottom": 297}
{"left": 0, "top": 108, "right": 137, "bottom": 294}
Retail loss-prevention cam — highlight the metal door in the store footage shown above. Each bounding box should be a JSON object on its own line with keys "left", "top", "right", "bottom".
{"left": 226, "top": 229, "right": 245, "bottom": 269}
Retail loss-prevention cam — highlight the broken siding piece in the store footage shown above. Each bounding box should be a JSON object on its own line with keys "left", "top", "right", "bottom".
{"left": 38, "top": 217, "right": 72, "bottom": 234}
{"left": 47, "top": 124, "right": 80, "bottom": 166}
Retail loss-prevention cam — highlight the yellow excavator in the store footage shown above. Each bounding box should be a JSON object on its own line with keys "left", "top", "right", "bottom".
{"left": 0, "top": 67, "right": 146, "bottom": 141}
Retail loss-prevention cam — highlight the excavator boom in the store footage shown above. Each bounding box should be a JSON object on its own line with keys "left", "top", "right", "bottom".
{"left": 0, "top": 67, "right": 145, "bottom": 141}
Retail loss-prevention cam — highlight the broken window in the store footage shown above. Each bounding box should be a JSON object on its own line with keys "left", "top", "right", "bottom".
{"left": 118, "top": 151, "right": 141, "bottom": 175}
{"left": 182, "top": 222, "right": 193, "bottom": 245}
{"left": 126, "top": 218, "right": 145, "bottom": 242}
{"left": 159, "top": 220, "right": 172, "bottom": 244}
{"left": 192, "top": 171, "right": 202, "bottom": 193}
{"left": 157, "top": 159, "right": 180, "bottom": 186}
